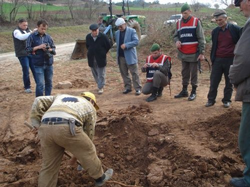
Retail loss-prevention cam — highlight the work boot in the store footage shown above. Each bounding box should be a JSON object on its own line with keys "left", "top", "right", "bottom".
{"left": 157, "top": 87, "right": 164, "bottom": 97}
{"left": 95, "top": 168, "right": 113, "bottom": 186}
{"left": 146, "top": 87, "right": 158, "bottom": 102}
{"left": 188, "top": 86, "right": 197, "bottom": 101}
{"left": 174, "top": 85, "right": 188, "bottom": 98}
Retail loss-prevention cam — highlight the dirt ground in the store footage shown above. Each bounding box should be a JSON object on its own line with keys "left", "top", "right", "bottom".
{"left": 0, "top": 41, "right": 244, "bottom": 187}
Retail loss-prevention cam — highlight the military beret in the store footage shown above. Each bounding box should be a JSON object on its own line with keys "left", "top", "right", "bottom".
{"left": 150, "top": 43, "right": 160, "bottom": 52}
{"left": 213, "top": 10, "right": 227, "bottom": 17}
{"left": 89, "top": 23, "right": 98, "bottom": 30}
{"left": 181, "top": 3, "right": 191, "bottom": 13}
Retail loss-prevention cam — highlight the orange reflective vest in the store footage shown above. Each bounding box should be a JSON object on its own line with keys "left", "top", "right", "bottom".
{"left": 177, "top": 16, "right": 198, "bottom": 54}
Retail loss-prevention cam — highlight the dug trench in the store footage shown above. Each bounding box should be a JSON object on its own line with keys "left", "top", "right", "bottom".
{"left": 0, "top": 104, "right": 244, "bottom": 187}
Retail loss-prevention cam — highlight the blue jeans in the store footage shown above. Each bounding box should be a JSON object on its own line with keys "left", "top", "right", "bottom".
{"left": 18, "top": 56, "right": 37, "bottom": 89}
{"left": 91, "top": 60, "right": 106, "bottom": 89}
{"left": 239, "top": 102, "right": 250, "bottom": 185}
{"left": 34, "top": 65, "right": 53, "bottom": 97}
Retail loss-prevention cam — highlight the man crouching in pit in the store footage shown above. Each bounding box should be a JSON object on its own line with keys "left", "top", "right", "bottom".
{"left": 141, "top": 43, "right": 172, "bottom": 102}
{"left": 30, "top": 92, "right": 113, "bottom": 186}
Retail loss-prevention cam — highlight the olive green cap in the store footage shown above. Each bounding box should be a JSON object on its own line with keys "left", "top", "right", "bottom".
{"left": 181, "top": 3, "right": 191, "bottom": 13}
{"left": 150, "top": 43, "right": 160, "bottom": 52}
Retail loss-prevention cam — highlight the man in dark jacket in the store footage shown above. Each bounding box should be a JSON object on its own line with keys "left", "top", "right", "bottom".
{"left": 86, "top": 24, "right": 112, "bottom": 94}
{"left": 228, "top": 0, "right": 250, "bottom": 186}
{"left": 206, "top": 10, "right": 241, "bottom": 108}
{"left": 26, "top": 19, "right": 56, "bottom": 97}
{"left": 13, "top": 18, "right": 37, "bottom": 93}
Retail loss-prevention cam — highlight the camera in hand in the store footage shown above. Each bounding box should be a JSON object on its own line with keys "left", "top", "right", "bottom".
{"left": 44, "top": 43, "right": 54, "bottom": 60}
{"left": 45, "top": 43, "right": 50, "bottom": 50}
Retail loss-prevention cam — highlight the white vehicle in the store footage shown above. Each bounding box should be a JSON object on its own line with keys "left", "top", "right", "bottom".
{"left": 164, "top": 14, "right": 182, "bottom": 26}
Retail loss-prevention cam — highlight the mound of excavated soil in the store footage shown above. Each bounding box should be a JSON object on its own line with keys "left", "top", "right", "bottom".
{"left": 0, "top": 36, "right": 244, "bottom": 187}
{"left": 71, "top": 79, "right": 90, "bottom": 89}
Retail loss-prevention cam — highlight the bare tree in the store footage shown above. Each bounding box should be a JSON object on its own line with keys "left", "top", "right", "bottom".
{"left": 221, "top": 0, "right": 229, "bottom": 6}
{"left": 85, "top": 0, "right": 105, "bottom": 20}
{"left": 152, "top": 0, "right": 159, "bottom": 4}
{"left": 220, "top": 0, "right": 233, "bottom": 6}
{"left": 191, "top": 0, "right": 201, "bottom": 12}
{"left": 214, "top": 3, "right": 220, "bottom": 9}
{"left": 67, "top": 0, "right": 77, "bottom": 20}
{"left": 39, "top": 0, "right": 47, "bottom": 18}
{"left": 9, "top": 0, "right": 23, "bottom": 23}
{"left": 140, "top": 0, "right": 145, "bottom": 8}
{"left": 23, "top": 0, "right": 35, "bottom": 19}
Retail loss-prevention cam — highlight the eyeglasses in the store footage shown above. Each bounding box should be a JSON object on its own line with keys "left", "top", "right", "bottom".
{"left": 91, "top": 29, "right": 98, "bottom": 32}
{"left": 117, "top": 26, "right": 123, "bottom": 29}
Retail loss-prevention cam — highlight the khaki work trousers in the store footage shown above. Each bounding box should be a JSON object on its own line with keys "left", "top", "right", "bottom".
{"left": 38, "top": 124, "right": 103, "bottom": 187}
{"left": 181, "top": 61, "right": 198, "bottom": 87}
{"left": 118, "top": 57, "right": 141, "bottom": 91}
{"left": 142, "top": 71, "right": 169, "bottom": 95}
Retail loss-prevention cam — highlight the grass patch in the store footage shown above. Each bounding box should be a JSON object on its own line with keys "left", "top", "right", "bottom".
{"left": 3, "top": 2, "right": 69, "bottom": 13}
{"left": 0, "top": 25, "right": 89, "bottom": 53}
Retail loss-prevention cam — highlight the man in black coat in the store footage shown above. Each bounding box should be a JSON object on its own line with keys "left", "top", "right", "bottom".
{"left": 206, "top": 10, "right": 241, "bottom": 108}
{"left": 86, "top": 24, "right": 112, "bottom": 94}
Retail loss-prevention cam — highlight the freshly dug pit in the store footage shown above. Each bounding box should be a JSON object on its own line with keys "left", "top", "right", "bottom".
{"left": 0, "top": 106, "right": 244, "bottom": 187}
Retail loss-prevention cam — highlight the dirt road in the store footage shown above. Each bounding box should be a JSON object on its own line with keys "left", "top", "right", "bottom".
{"left": 0, "top": 42, "right": 243, "bottom": 187}
{"left": 0, "top": 42, "right": 75, "bottom": 64}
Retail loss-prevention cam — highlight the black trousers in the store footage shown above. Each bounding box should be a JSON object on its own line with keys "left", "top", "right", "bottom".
{"left": 207, "top": 57, "right": 234, "bottom": 103}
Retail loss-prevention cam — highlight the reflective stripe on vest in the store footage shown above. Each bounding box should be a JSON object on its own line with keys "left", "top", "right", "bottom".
{"left": 146, "top": 55, "right": 167, "bottom": 82}
{"left": 177, "top": 17, "right": 198, "bottom": 54}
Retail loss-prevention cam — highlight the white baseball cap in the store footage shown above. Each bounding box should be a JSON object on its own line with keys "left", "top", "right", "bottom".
{"left": 115, "top": 18, "right": 126, "bottom": 26}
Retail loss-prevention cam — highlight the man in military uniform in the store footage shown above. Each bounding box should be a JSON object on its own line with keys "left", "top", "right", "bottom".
{"left": 173, "top": 3, "right": 205, "bottom": 101}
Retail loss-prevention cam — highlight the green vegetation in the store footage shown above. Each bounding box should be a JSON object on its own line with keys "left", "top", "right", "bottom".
{"left": 2, "top": 2, "right": 71, "bottom": 21}
{"left": 0, "top": 2, "right": 247, "bottom": 53}
{"left": 226, "top": 7, "right": 247, "bottom": 26}
{"left": 2, "top": 2, "right": 69, "bottom": 13}
{"left": 0, "top": 25, "right": 89, "bottom": 53}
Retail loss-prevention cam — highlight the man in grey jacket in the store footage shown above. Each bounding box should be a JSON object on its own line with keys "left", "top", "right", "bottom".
{"left": 229, "top": 0, "right": 250, "bottom": 186}
{"left": 115, "top": 18, "right": 142, "bottom": 95}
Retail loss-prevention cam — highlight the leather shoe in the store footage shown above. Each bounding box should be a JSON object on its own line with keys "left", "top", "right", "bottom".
{"left": 205, "top": 101, "right": 215, "bottom": 107}
{"left": 135, "top": 90, "right": 141, "bottom": 95}
{"left": 188, "top": 93, "right": 196, "bottom": 101}
{"left": 223, "top": 102, "right": 231, "bottom": 108}
{"left": 95, "top": 168, "right": 113, "bottom": 186}
{"left": 123, "top": 89, "right": 132, "bottom": 94}
{"left": 230, "top": 177, "right": 250, "bottom": 187}
{"left": 146, "top": 94, "right": 157, "bottom": 102}
{"left": 174, "top": 90, "right": 188, "bottom": 98}
{"left": 98, "top": 88, "right": 103, "bottom": 94}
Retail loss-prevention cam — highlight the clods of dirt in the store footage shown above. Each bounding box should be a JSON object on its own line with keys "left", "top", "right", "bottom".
{"left": 0, "top": 105, "right": 244, "bottom": 187}
{"left": 71, "top": 79, "right": 90, "bottom": 88}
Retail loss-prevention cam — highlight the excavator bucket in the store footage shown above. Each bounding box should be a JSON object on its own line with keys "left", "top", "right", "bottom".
{"left": 71, "top": 39, "right": 87, "bottom": 60}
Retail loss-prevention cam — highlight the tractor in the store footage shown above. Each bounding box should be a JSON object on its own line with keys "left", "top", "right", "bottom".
{"left": 101, "top": 0, "right": 146, "bottom": 42}
{"left": 71, "top": 0, "right": 146, "bottom": 60}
